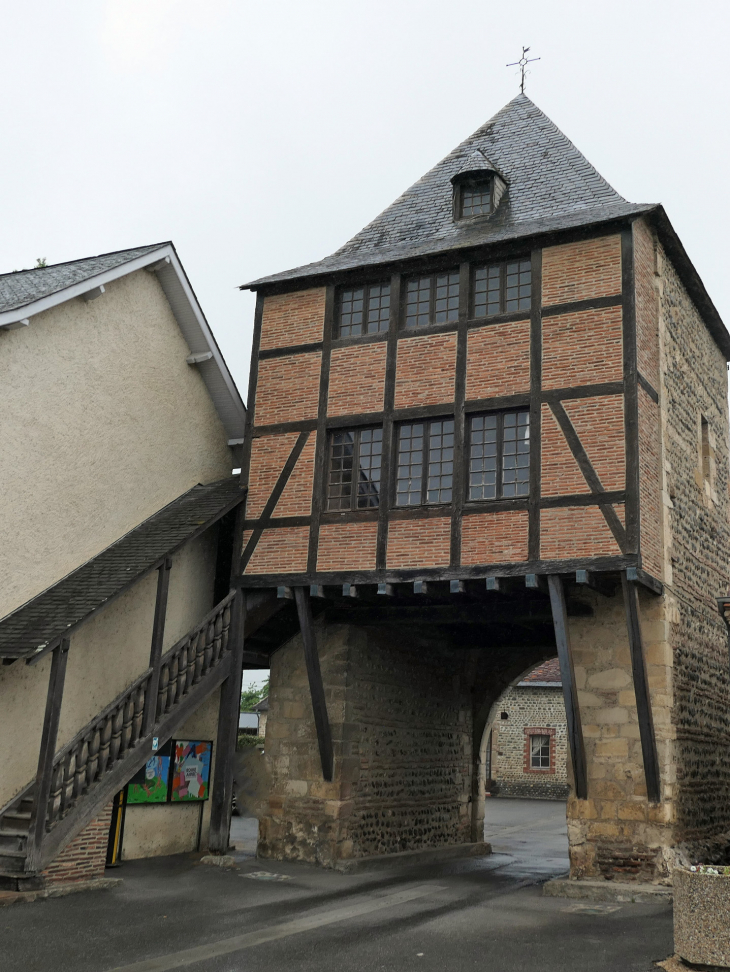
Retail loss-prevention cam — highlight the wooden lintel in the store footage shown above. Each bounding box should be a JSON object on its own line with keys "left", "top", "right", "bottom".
{"left": 625, "top": 566, "right": 663, "bottom": 596}
{"left": 547, "top": 576, "right": 588, "bottom": 800}
{"left": 293, "top": 587, "right": 333, "bottom": 782}
{"left": 622, "top": 571, "right": 661, "bottom": 804}
{"left": 241, "top": 651, "right": 270, "bottom": 667}
{"left": 575, "top": 569, "right": 617, "bottom": 598}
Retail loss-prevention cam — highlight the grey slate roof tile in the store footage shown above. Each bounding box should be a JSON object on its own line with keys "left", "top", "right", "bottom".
{"left": 244, "top": 95, "right": 652, "bottom": 288}
{"left": 0, "top": 243, "right": 168, "bottom": 313}
{"left": 0, "top": 477, "right": 244, "bottom": 657}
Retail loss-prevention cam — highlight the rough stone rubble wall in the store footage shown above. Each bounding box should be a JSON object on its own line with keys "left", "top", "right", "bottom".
{"left": 258, "top": 623, "right": 472, "bottom": 865}
{"left": 489, "top": 684, "right": 568, "bottom": 799}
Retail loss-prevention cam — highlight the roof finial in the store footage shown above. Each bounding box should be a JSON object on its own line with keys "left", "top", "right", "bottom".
{"left": 507, "top": 46, "right": 540, "bottom": 94}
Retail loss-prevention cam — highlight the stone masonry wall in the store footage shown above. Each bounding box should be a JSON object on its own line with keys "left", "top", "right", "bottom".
{"left": 654, "top": 228, "right": 730, "bottom": 863}
{"left": 489, "top": 685, "right": 568, "bottom": 800}
{"left": 258, "top": 623, "right": 473, "bottom": 865}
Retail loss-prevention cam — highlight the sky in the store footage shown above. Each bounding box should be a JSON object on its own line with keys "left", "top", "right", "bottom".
{"left": 3, "top": 0, "right": 729, "bottom": 691}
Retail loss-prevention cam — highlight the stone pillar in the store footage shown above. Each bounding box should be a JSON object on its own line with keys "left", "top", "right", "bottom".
{"left": 258, "top": 622, "right": 474, "bottom": 866}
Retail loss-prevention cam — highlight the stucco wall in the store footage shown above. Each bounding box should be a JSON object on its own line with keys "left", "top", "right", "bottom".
{"left": 122, "top": 687, "right": 221, "bottom": 861}
{"left": 0, "top": 528, "right": 219, "bottom": 809}
{"left": 0, "top": 267, "right": 232, "bottom": 618}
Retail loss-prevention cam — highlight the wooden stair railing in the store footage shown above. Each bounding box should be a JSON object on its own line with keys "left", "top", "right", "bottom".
{"left": 0, "top": 590, "right": 237, "bottom": 877}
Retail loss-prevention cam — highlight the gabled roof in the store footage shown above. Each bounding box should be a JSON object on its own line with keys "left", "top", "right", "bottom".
{"left": 0, "top": 477, "right": 245, "bottom": 659}
{"left": 243, "top": 94, "right": 650, "bottom": 288}
{"left": 0, "top": 243, "right": 247, "bottom": 439}
{"left": 518, "top": 657, "right": 562, "bottom": 687}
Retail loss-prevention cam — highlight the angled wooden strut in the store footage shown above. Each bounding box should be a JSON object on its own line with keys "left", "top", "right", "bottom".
{"left": 142, "top": 557, "right": 172, "bottom": 736}
{"left": 622, "top": 571, "right": 661, "bottom": 804}
{"left": 293, "top": 587, "right": 333, "bottom": 782}
{"left": 547, "top": 575, "right": 588, "bottom": 800}
{"left": 26, "top": 638, "right": 70, "bottom": 871}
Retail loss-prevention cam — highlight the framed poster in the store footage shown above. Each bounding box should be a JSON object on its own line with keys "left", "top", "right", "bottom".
{"left": 126, "top": 741, "right": 172, "bottom": 804}
{"left": 170, "top": 740, "right": 212, "bottom": 802}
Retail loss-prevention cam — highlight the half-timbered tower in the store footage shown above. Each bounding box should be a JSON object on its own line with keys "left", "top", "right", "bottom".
{"left": 239, "top": 95, "right": 730, "bottom": 883}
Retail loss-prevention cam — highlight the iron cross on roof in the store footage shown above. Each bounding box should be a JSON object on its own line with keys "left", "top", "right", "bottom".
{"left": 507, "top": 46, "right": 540, "bottom": 94}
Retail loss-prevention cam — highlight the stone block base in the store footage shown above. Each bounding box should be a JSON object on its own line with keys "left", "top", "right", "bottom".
{"left": 333, "top": 841, "right": 491, "bottom": 873}
{"left": 673, "top": 867, "right": 730, "bottom": 969}
{"left": 543, "top": 877, "right": 673, "bottom": 903}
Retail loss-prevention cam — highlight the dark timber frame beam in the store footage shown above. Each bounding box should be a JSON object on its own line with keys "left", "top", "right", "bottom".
{"left": 622, "top": 570, "right": 661, "bottom": 804}
{"left": 26, "top": 638, "right": 70, "bottom": 871}
{"left": 293, "top": 586, "right": 333, "bottom": 781}
{"left": 142, "top": 557, "right": 172, "bottom": 736}
{"left": 547, "top": 575, "right": 587, "bottom": 800}
{"left": 208, "top": 588, "right": 247, "bottom": 853}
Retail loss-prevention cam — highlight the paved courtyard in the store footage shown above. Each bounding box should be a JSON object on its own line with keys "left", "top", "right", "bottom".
{"left": 0, "top": 799, "right": 672, "bottom": 972}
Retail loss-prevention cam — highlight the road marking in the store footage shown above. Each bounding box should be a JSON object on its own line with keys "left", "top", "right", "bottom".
{"left": 107, "top": 884, "right": 446, "bottom": 972}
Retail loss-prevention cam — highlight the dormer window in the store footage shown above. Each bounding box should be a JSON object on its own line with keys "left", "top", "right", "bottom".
{"left": 451, "top": 150, "right": 507, "bottom": 222}
{"left": 460, "top": 178, "right": 493, "bottom": 217}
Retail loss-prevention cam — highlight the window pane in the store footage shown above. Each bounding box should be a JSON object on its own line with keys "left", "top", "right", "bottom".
{"left": 366, "top": 282, "right": 390, "bottom": 334}
{"left": 473, "top": 265, "right": 501, "bottom": 318}
{"left": 505, "top": 259, "right": 531, "bottom": 312}
{"left": 501, "top": 411, "right": 530, "bottom": 497}
{"left": 434, "top": 272, "right": 460, "bottom": 323}
{"left": 461, "top": 182, "right": 492, "bottom": 217}
{"left": 426, "top": 419, "right": 454, "bottom": 503}
{"left": 356, "top": 428, "right": 382, "bottom": 508}
{"left": 327, "top": 432, "right": 355, "bottom": 510}
{"left": 468, "top": 414, "right": 498, "bottom": 500}
{"left": 396, "top": 423, "right": 424, "bottom": 505}
{"left": 338, "top": 288, "right": 364, "bottom": 338}
{"left": 405, "top": 277, "right": 431, "bottom": 328}
{"left": 530, "top": 734, "right": 551, "bottom": 769}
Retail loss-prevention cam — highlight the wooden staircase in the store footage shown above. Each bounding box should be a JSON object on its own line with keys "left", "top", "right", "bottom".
{"left": 0, "top": 590, "right": 246, "bottom": 889}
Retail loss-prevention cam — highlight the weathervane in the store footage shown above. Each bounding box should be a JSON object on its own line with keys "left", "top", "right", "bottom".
{"left": 507, "top": 46, "right": 540, "bottom": 94}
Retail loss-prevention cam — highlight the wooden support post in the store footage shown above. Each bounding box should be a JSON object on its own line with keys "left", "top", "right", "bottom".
{"left": 142, "top": 557, "right": 172, "bottom": 737}
{"left": 26, "top": 638, "right": 70, "bottom": 871}
{"left": 547, "top": 575, "right": 588, "bottom": 800}
{"left": 293, "top": 586, "right": 334, "bottom": 782}
{"left": 208, "top": 587, "right": 246, "bottom": 853}
{"left": 622, "top": 571, "right": 661, "bottom": 804}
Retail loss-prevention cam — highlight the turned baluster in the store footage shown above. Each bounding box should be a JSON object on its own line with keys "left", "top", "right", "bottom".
{"left": 110, "top": 704, "right": 125, "bottom": 765}
{"left": 176, "top": 649, "right": 187, "bottom": 700}
{"left": 157, "top": 663, "right": 170, "bottom": 718}
{"left": 73, "top": 739, "right": 89, "bottom": 799}
{"left": 120, "top": 695, "right": 135, "bottom": 754}
{"left": 132, "top": 684, "right": 145, "bottom": 743}
{"left": 203, "top": 621, "right": 214, "bottom": 674}
{"left": 221, "top": 603, "right": 231, "bottom": 653}
{"left": 98, "top": 714, "right": 112, "bottom": 776}
{"left": 86, "top": 727, "right": 101, "bottom": 786}
{"left": 183, "top": 637, "right": 196, "bottom": 691}
{"left": 166, "top": 653, "right": 179, "bottom": 710}
{"left": 60, "top": 751, "right": 75, "bottom": 816}
{"left": 211, "top": 611, "right": 223, "bottom": 665}
{"left": 47, "top": 760, "right": 64, "bottom": 828}
{"left": 193, "top": 631, "right": 205, "bottom": 683}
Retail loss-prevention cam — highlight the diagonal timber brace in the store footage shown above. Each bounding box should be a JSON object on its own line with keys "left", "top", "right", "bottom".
{"left": 294, "top": 587, "right": 333, "bottom": 782}
{"left": 547, "top": 575, "right": 588, "bottom": 800}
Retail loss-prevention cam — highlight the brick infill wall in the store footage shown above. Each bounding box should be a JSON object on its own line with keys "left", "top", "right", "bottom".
{"left": 41, "top": 802, "right": 113, "bottom": 884}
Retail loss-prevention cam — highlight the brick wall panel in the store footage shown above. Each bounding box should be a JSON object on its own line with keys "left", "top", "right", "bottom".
{"left": 386, "top": 517, "right": 451, "bottom": 568}
{"left": 542, "top": 306, "right": 623, "bottom": 389}
{"left": 328, "top": 344, "right": 386, "bottom": 416}
{"left": 255, "top": 352, "right": 321, "bottom": 427}
{"left": 317, "top": 522, "right": 378, "bottom": 571}
{"left": 465, "top": 320, "right": 530, "bottom": 400}
{"left": 243, "top": 526, "right": 309, "bottom": 574}
{"left": 274, "top": 433, "right": 317, "bottom": 518}
{"left": 542, "top": 235, "right": 622, "bottom": 306}
{"left": 394, "top": 334, "right": 456, "bottom": 409}
{"left": 41, "top": 803, "right": 113, "bottom": 884}
{"left": 634, "top": 220, "right": 660, "bottom": 389}
{"left": 540, "top": 506, "right": 622, "bottom": 559}
{"left": 260, "top": 288, "right": 326, "bottom": 351}
{"left": 541, "top": 405, "right": 587, "bottom": 496}
{"left": 247, "top": 433, "right": 298, "bottom": 518}
{"left": 563, "top": 395, "right": 626, "bottom": 492}
{"left": 460, "top": 511, "right": 529, "bottom": 564}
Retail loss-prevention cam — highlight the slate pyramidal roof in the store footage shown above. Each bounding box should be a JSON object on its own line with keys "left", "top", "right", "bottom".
{"left": 244, "top": 94, "right": 729, "bottom": 354}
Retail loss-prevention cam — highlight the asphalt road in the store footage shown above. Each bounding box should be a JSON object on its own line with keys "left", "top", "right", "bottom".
{"left": 0, "top": 799, "right": 673, "bottom": 972}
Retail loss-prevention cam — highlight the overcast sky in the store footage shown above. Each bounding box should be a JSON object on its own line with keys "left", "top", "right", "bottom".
{"left": 3, "top": 1, "right": 728, "bottom": 691}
